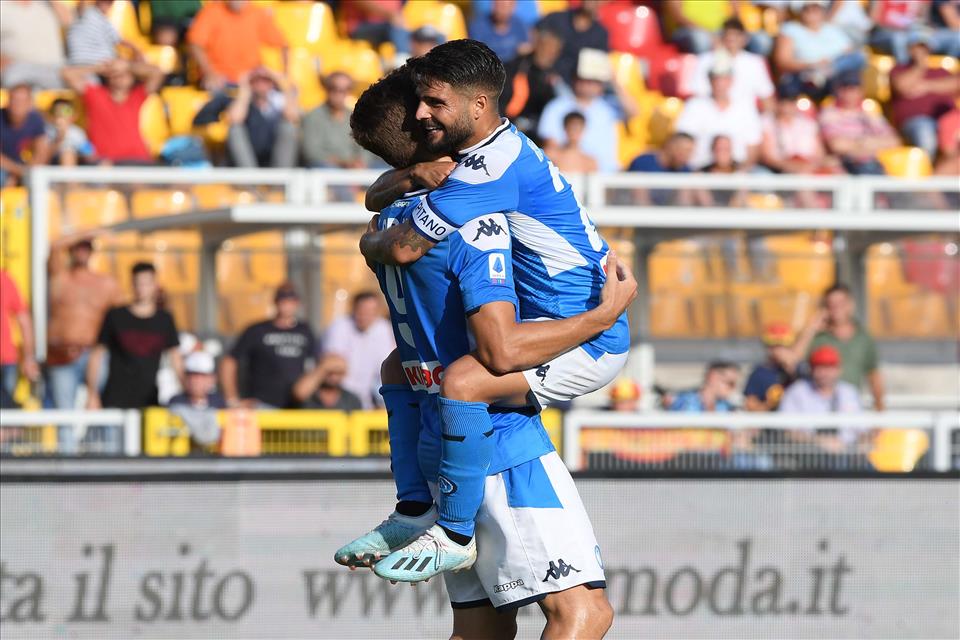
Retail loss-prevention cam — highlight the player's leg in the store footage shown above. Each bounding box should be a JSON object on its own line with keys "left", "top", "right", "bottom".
{"left": 538, "top": 585, "right": 614, "bottom": 640}
{"left": 451, "top": 605, "right": 518, "bottom": 640}
{"left": 334, "top": 349, "right": 435, "bottom": 567}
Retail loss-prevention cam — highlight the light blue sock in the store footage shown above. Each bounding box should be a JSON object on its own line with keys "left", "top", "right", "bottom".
{"left": 381, "top": 385, "right": 432, "bottom": 505}
{"left": 436, "top": 396, "right": 493, "bottom": 538}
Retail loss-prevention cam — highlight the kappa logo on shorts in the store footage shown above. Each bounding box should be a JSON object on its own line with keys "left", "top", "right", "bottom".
{"left": 494, "top": 578, "right": 524, "bottom": 593}
{"left": 473, "top": 217, "right": 504, "bottom": 241}
{"left": 461, "top": 154, "right": 490, "bottom": 176}
{"left": 542, "top": 559, "right": 581, "bottom": 582}
{"left": 535, "top": 365, "right": 550, "bottom": 385}
{"left": 438, "top": 474, "right": 458, "bottom": 495}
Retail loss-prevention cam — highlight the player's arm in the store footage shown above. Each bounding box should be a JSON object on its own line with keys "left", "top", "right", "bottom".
{"left": 364, "top": 160, "right": 457, "bottom": 212}
{"left": 468, "top": 252, "right": 636, "bottom": 375}
{"left": 359, "top": 219, "right": 436, "bottom": 266}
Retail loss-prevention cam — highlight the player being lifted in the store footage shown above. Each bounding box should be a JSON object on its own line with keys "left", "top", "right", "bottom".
{"left": 338, "top": 40, "right": 633, "bottom": 584}
{"left": 340, "top": 64, "right": 632, "bottom": 638}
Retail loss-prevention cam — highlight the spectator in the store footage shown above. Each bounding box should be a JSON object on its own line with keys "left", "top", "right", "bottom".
{"left": 46, "top": 236, "right": 122, "bottom": 409}
{"left": 194, "top": 67, "right": 299, "bottom": 169}
{"left": 410, "top": 25, "right": 444, "bottom": 58}
{"left": 342, "top": 0, "right": 409, "bottom": 58}
{"left": 608, "top": 378, "right": 640, "bottom": 412}
{"left": 691, "top": 18, "right": 775, "bottom": 111}
{"left": 149, "top": 0, "right": 200, "bottom": 46}
{"left": 697, "top": 135, "right": 749, "bottom": 207}
{"left": 868, "top": 0, "right": 931, "bottom": 64}
{"left": 167, "top": 351, "right": 225, "bottom": 410}
{"left": 806, "top": 283, "right": 885, "bottom": 409}
{"left": 545, "top": 111, "right": 597, "bottom": 173}
{"left": 86, "top": 262, "right": 183, "bottom": 410}
{"left": 930, "top": 0, "right": 960, "bottom": 58}
{"left": 499, "top": 22, "right": 564, "bottom": 145}
{"left": 62, "top": 58, "right": 164, "bottom": 164}
{"left": 67, "top": 0, "right": 138, "bottom": 66}
{"left": 538, "top": 0, "right": 608, "bottom": 83}
{"left": 293, "top": 354, "right": 363, "bottom": 411}
{"left": 819, "top": 71, "right": 901, "bottom": 175}
{"left": 828, "top": 0, "right": 873, "bottom": 46}
{"left": 323, "top": 291, "right": 395, "bottom": 409}
{"left": 220, "top": 282, "right": 317, "bottom": 409}
{"left": 760, "top": 83, "right": 834, "bottom": 175}
{"left": 774, "top": 0, "right": 865, "bottom": 101}
{"left": 469, "top": 0, "right": 531, "bottom": 63}
{"left": 935, "top": 108, "right": 959, "bottom": 175}
{"left": 664, "top": 0, "right": 731, "bottom": 54}
{"left": 301, "top": 72, "right": 368, "bottom": 169}
{"left": 45, "top": 98, "right": 97, "bottom": 167}
{"left": 890, "top": 31, "right": 960, "bottom": 160}
{"left": 668, "top": 360, "right": 740, "bottom": 412}
{"left": 187, "top": 0, "right": 287, "bottom": 92}
{"left": 472, "top": 0, "right": 540, "bottom": 30}
{"left": 675, "top": 59, "right": 762, "bottom": 170}
{"left": 0, "top": 84, "right": 52, "bottom": 186}
{"left": 744, "top": 323, "right": 802, "bottom": 411}
{"left": 0, "top": 268, "right": 39, "bottom": 400}
{"left": 538, "top": 69, "right": 630, "bottom": 173}
{"left": 778, "top": 345, "right": 861, "bottom": 413}
{"left": 628, "top": 132, "right": 696, "bottom": 206}
{"left": 0, "top": 0, "right": 72, "bottom": 89}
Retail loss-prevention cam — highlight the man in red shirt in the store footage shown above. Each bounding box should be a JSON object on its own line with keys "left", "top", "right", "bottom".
{"left": 890, "top": 31, "right": 960, "bottom": 159}
{"left": 0, "top": 269, "right": 38, "bottom": 404}
{"left": 61, "top": 58, "right": 163, "bottom": 164}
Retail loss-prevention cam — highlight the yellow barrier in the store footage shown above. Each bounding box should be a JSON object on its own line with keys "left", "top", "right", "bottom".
{"left": 144, "top": 408, "right": 563, "bottom": 458}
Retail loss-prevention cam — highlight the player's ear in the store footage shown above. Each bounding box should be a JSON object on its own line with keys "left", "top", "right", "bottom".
{"left": 474, "top": 93, "right": 488, "bottom": 119}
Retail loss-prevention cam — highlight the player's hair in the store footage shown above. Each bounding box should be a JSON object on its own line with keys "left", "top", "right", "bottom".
{"left": 562, "top": 111, "right": 586, "bottom": 127}
{"left": 409, "top": 39, "right": 506, "bottom": 102}
{"left": 823, "top": 282, "right": 852, "bottom": 298}
{"left": 350, "top": 66, "right": 420, "bottom": 168}
{"left": 131, "top": 262, "right": 156, "bottom": 277}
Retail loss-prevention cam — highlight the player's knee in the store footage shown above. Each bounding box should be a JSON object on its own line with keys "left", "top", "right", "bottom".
{"left": 542, "top": 588, "right": 614, "bottom": 636}
{"left": 440, "top": 358, "right": 483, "bottom": 402}
{"left": 380, "top": 349, "right": 406, "bottom": 385}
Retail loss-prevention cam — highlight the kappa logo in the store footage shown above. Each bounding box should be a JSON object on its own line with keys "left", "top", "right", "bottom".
{"left": 493, "top": 578, "right": 524, "bottom": 593}
{"left": 472, "top": 217, "right": 505, "bottom": 241}
{"left": 461, "top": 154, "right": 490, "bottom": 176}
{"left": 542, "top": 559, "right": 581, "bottom": 582}
{"left": 535, "top": 364, "right": 550, "bottom": 385}
{"left": 438, "top": 474, "right": 458, "bottom": 495}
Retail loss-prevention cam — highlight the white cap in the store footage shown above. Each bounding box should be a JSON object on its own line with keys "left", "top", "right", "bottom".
{"left": 184, "top": 351, "right": 215, "bottom": 375}
{"left": 791, "top": 0, "right": 829, "bottom": 10}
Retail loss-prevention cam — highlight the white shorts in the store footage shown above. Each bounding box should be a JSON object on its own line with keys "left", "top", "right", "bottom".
{"left": 433, "top": 451, "right": 606, "bottom": 611}
{"left": 522, "top": 347, "right": 628, "bottom": 410}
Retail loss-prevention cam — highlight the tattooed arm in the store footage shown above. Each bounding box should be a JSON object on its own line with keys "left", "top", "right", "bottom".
{"left": 359, "top": 219, "right": 437, "bottom": 266}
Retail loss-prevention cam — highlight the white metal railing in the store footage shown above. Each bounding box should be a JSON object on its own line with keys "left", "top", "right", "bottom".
{"left": 0, "top": 409, "right": 141, "bottom": 456}
{"left": 561, "top": 410, "right": 960, "bottom": 472}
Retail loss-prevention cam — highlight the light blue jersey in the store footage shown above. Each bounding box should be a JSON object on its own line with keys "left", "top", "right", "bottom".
{"left": 409, "top": 119, "right": 629, "bottom": 359}
{"left": 375, "top": 196, "right": 554, "bottom": 482}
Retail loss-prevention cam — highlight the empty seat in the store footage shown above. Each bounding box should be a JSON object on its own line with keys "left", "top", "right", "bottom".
{"left": 131, "top": 189, "right": 195, "bottom": 219}
{"left": 272, "top": 0, "right": 339, "bottom": 55}
{"left": 287, "top": 47, "right": 324, "bottom": 110}
{"left": 64, "top": 189, "right": 130, "bottom": 230}
{"left": 402, "top": 2, "right": 467, "bottom": 41}
{"left": 599, "top": 4, "right": 664, "bottom": 57}
{"left": 106, "top": 0, "right": 148, "bottom": 49}
{"left": 610, "top": 51, "right": 647, "bottom": 105}
{"left": 877, "top": 146, "right": 933, "bottom": 178}
{"left": 192, "top": 185, "right": 258, "bottom": 209}
{"left": 218, "top": 289, "right": 275, "bottom": 335}
{"left": 139, "top": 93, "right": 170, "bottom": 156}
{"left": 143, "top": 44, "right": 179, "bottom": 74}
{"left": 647, "top": 96, "right": 684, "bottom": 147}
{"left": 320, "top": 40, "right": 383, "bottom": 94}
{"left": 764, "top": 233, "right": 835, "bottom": 293}
{"left": 862, "top": 54, "right": 896, "bottom": 103}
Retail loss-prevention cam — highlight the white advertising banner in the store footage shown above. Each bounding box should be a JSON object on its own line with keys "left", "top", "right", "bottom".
{"left": 0, "top": 479, "right": 957, "bottom": 639}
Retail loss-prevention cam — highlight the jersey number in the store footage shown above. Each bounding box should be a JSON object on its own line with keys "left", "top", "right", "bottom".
{"left": 383, "top": 217, "right": 416, "bottom": 348}
{"left": 547, "top": 160, "right": 602, "bottom": 251}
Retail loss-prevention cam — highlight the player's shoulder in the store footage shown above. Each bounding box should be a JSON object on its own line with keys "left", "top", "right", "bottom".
{"left": 448, "top": 122, "right": 524, "bottom": 186}
{"left": 455, "top": 212, "right": 511, "bottom": 252}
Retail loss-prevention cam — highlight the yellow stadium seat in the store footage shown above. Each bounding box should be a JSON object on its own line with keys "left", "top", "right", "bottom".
{"left": 218, "top": 289, "right": 275, "bottom": 335}
{"left": 868, "top": 429, "right": 930, "bottom": 472}
{"left": 616, "top": 120, "right": 645, "bottom": 170}
{"left": 0, "top": 89, "right": 8, "bottom": 108}
{"left": 538, "top": 0, "right": 568, "bottom": 14}
{"left": 106, "top": 0, "right": 149, "bottom": 49}
{"left": 647, "top": 96, "right": 684, "bottom": 148}
{"left": 610, "top": 51, "right": 647, "bottom": 105}
{"left": 738, "top": 3, "right": 763, "bottom": 32}
{"left": 862, "top": 54, "right": 895, "bottom": 103}
{"left": 877, "top": 146, "right": 933, "bottom": 178}
{"left": 162, "top": 292, "right": 196, "bottom": 332}
{"left": 865, "top": 243, "right": 951, "bottom": 338}
{"left": 321, "top": 40, "right": 383, "bottom": 94}
{"left": 402, "top": 1, "right": 467, "bottom": 41}
{"left": 139, "top": 93, "right": 170, "bottom": 156}
{"left": 764, "top": 233, "right": 835, "bottom": 293}
{"left": 272, "top": 0, "right": 339, "bottom": 56}
{"left": 861, "top": 97, "right": 883, "bottom": 117}
{"left": 928, "top": 55, "right": 959, "bottom": 73}
{"left": 131, "top": 189, "right": 195, "bottom": 219}
{"left": 287, "top": 47, "right": 324, "bottom": 110}
{"left": 143, "top": 44, "right": 179, "bottom": 75}
{"left": 161, "top": 87, "right": 210, "bottom": 136}
{"left": 138, "top": 0, "right": 151, "bottom": 34}
{"left": 745, "top": 193, "right": 784, "bottom": 210}
{"left": 192, "top": 185, "right": 258, "bottom": 209}
{"left": 64, "top": 189, "right": 130, "bottom": 230}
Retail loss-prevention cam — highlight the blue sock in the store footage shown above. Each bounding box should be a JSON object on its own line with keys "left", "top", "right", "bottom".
{"left": 381, "top": 385, "right": 432, "bottom": 506}
{"left": 436, "top": 397, "right": 493, "bottom": 538}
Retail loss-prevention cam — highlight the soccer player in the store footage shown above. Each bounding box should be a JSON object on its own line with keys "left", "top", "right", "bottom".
{"left": 358, "top": 40, "right": 631, "bottom": 579}
{"left": 343, "top": 66, "right": 622, "bottom": 638}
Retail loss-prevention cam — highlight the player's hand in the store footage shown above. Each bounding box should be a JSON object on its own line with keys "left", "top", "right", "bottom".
{"left": 365, "top": 214, "right": 380, "bottom": 235}
{"left": 410, "top": 160, "right": 457, "bottom": 190}
{"left": 598, "top": 250, "right": 637, "bottom": 325}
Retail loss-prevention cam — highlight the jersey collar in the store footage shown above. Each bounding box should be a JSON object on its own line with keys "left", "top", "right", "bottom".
{"left": 457, "top": 118, "right": 512, "bottom": 157}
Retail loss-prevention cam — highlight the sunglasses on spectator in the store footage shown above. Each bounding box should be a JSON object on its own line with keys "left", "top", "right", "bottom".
{"left": 52, "top": 105, "right": 74, "bottom": 117}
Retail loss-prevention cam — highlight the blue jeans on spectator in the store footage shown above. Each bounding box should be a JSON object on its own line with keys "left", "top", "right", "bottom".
{"left": 671, "top": 27, "right": 714, "bottom": 54}
{"left": 45, "top": 348, "right": 107, "bottom": 454}
{"left": 841, "top": 156, "right": 886, "bottom": 175}
{"left": 1, "top": 363, "right": 18, "bottom": 399}
{"left": 901, "top": 115, "right": 939, "bottom": 159}
{"left": 869, "top": 28, "right": 910, "bottom": 64}
{"left": 351, "top": 22, "right": 410, "bottom": 55}
{"left": 778, "top": 51, "right": 866, "bottom": 101}
{"left": 931, "top": 28, "right": 960, "bottom": 58}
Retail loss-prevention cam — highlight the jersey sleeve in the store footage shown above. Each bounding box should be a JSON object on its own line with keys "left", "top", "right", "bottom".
{"left": 447, "top": 212, "right": 518, "bottom": 314}
{"left": 412, "top": 142, "right": 522, "bottom": 242}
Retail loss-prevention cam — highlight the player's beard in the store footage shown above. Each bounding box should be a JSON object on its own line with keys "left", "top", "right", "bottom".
{"left": 423, "top": 112, "right": 473, "bottom": 155}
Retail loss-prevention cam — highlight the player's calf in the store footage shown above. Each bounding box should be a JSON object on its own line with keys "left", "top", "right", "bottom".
{"left": 539, "top": 585, "right": 614, "bottom": 640}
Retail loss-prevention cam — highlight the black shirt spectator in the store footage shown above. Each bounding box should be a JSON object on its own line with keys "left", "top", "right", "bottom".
{"left": 538, "top": 3, "right": 609, "bottom": 83}
{"left": 500, "top": 23, "right": 564, "bottom": 144}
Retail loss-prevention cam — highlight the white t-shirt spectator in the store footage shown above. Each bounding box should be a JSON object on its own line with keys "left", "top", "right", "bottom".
{"left": 691, "top": 50, "right": 774, "bottom": 105}
{"left": 67, "top": 6, "right": 120, "bottom": 65}
{"left": 675, "top": 96, "right": 762, "bottom": 169}
{"left": 322, "top": 316, "right": 395, "bottom": 409}
{"left": 778, "top": 378, "right": 861, "bottom": 413}
{"left": 537, "top": 94, "right": 620, "bottom": 173}
{"left": 0, "top": 1, "right": 65, "bottom": 66}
